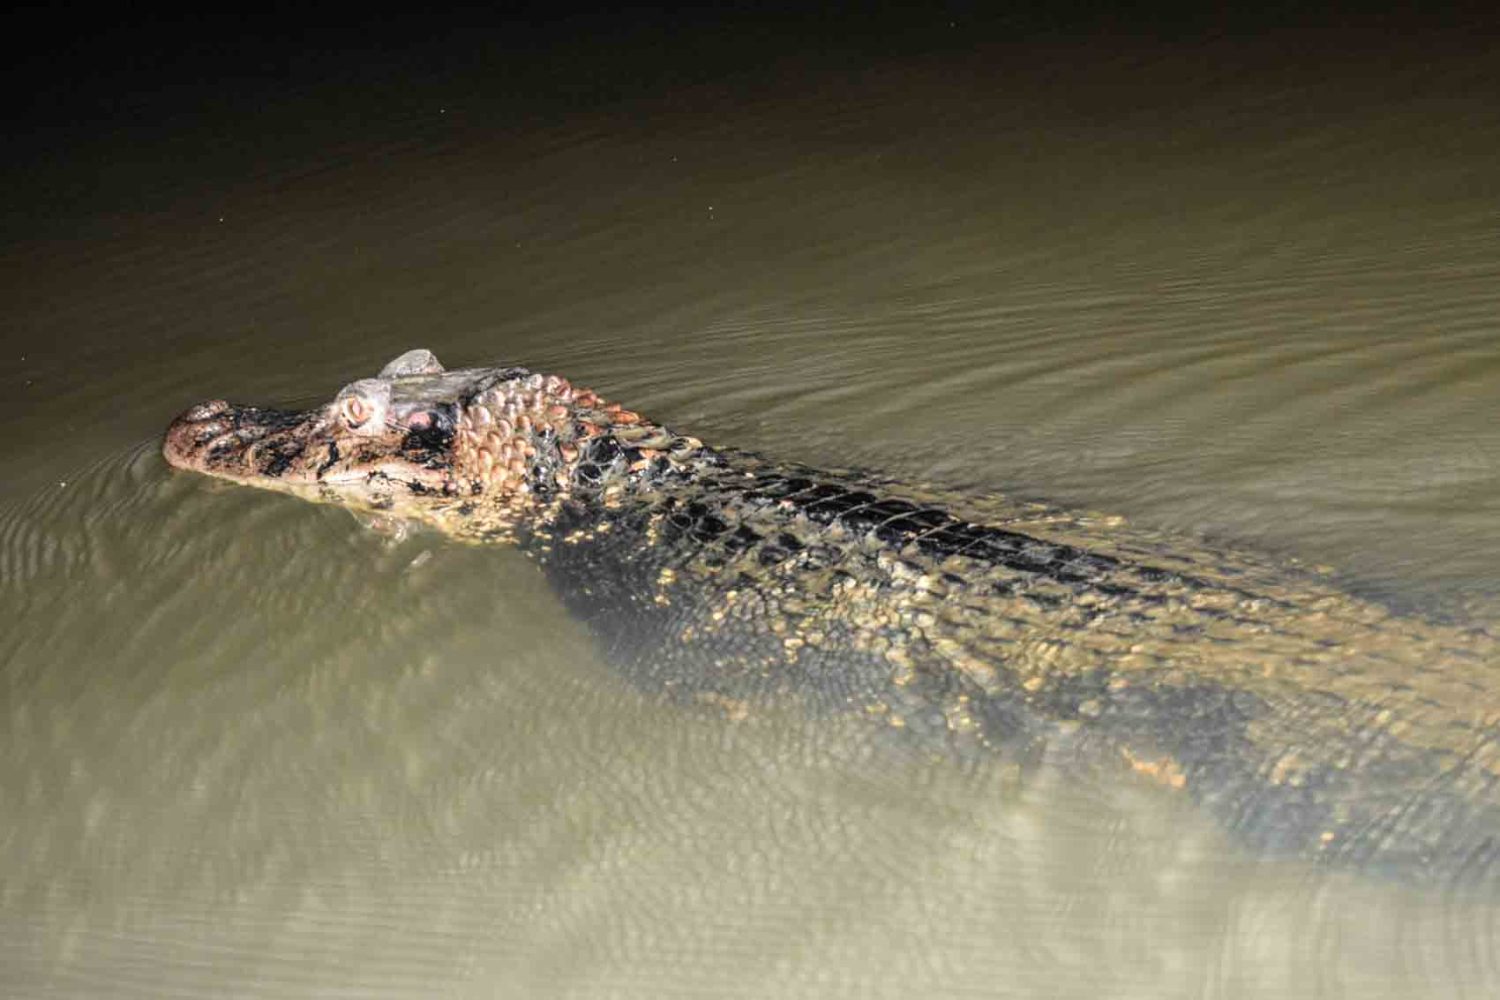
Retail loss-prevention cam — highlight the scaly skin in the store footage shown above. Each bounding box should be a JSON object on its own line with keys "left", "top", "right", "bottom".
{"left": 164, "top": 349, "right": 1500, "bottom": 887}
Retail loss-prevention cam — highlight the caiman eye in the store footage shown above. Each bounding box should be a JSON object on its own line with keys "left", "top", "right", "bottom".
{"left": 340, "top": 395, "right": 371, "bottom": 428}
{"left": 333, "top": 379, "right": 394, "bottom": 434}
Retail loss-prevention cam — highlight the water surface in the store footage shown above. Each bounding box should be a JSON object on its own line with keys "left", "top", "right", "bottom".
{"left": 4, "top": 25, "right": 1499, "bottom": 998}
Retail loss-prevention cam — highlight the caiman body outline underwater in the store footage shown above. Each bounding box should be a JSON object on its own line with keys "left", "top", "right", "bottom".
{"left": 163, "top": 349, "right": 1500, "bottom": 887}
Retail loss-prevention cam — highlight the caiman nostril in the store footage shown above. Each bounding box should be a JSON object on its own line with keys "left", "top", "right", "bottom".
{"left": 185, "top": 399, "right": 230, "bottom": 422}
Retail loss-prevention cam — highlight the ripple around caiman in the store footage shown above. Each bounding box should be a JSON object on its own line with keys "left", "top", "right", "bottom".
{"left": 161, "top": 349, "right": 1500, "bottom": 891}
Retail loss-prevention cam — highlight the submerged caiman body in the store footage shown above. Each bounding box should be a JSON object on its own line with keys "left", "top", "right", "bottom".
{"left": 164, "top": 349, "right": 1500, "bottom": 887}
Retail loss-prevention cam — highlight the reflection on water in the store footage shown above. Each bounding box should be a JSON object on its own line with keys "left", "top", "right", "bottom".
{"left": 4, "top": 25, "right": 1500, "bottom": 999}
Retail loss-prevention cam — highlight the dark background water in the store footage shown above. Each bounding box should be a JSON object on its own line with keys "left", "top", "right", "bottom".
{"left": 4, "top": 5, "right": 1499, "bottom": 997}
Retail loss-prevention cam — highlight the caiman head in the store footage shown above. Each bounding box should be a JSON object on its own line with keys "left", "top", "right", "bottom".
{"left": 163, "top": 349, "right": 700, "bottom": 533}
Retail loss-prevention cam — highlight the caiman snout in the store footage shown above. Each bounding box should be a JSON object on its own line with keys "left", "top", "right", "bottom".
{"left": 162, "top": 400, "right": 232, "bottom": 471}
{"left": 161, "top": 398, "right": 318, "bottom": 484}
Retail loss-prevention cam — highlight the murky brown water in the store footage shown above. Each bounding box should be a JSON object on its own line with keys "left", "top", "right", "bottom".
{"left": 4, "top": 24, "right": 1500, "bottom": 998}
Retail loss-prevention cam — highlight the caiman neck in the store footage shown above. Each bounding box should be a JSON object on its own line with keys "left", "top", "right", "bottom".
{"left": 450, "top": 374, "right": 715, "bottom": 533}
{"left": 553, "top": 419, "right": 716, "bottom": 499}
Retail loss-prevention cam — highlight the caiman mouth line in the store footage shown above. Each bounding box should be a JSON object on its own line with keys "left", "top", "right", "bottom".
{"left": 162, "top": 347, "right": 1500, "bottom": 890}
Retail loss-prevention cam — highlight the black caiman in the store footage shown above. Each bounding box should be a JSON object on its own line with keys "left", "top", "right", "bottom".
{"left": 163, "top": 349, "right": 1500, "bottom": 888}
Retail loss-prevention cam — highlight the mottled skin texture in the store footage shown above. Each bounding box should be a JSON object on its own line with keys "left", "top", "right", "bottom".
{"left": 164, "top": 349, "right": 1500, "bottom": 888}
